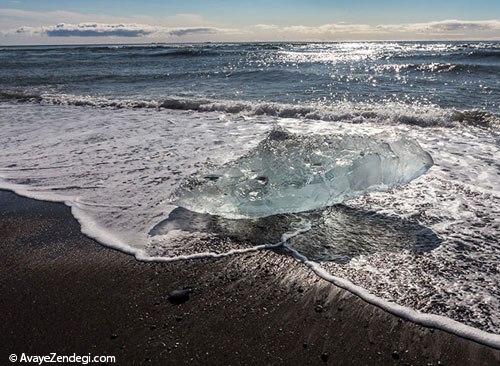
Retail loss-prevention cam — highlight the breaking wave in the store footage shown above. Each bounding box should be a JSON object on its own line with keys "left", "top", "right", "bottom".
{"left": 1, "top": 91, "right": 498, "bottom": 128}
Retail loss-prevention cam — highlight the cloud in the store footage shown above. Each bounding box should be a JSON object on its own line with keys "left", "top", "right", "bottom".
{"left": 0, "top": 7, "right": 217, "bottom": 39}
{"left": 254, "top": 19, "right": 500, "bottom": 36}
{"left": 420, "top": 19, "right": 500, "bottom": 33}
{"left": 169, "top": 27, "right": 217, "bottom": 37}
{"left": 248, "top": 20, "right": 500, "bottom": 40}
{"left": 375, "top": 19, "right": 500, "bottom": 34}
{"left": 30, "top": 23, "right": 157, "bottom": 37}
{"left": 252, "top": 24, "right": 279, "bottom": 31}
{"left": 13, "top": 22, "right": 223, "bottom": 38}
{"left": 0, "top": 7, "right": 498, "bottom": 43}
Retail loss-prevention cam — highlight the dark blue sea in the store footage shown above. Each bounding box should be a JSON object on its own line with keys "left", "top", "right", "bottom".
{"left": 0, "top": 41, "right": 499, "bottom": 124}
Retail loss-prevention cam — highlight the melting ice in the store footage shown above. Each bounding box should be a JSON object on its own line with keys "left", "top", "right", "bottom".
{"left": 174, "top": 128, "right": 434, "bottom": 219}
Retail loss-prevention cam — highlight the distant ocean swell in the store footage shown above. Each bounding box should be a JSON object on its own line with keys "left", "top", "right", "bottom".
{"left": 389, "top": 49, "right": 500, "bottom": 60}
{"left": 1, "top": 91, "right": 498, "bottom": 128}
{"left": 375, "top": 62, "right": 499, "bottom": 75}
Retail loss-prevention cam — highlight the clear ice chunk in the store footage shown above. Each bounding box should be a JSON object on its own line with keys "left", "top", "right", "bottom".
{"left": 174, "top": 128, "right": 434, "bottom": 219}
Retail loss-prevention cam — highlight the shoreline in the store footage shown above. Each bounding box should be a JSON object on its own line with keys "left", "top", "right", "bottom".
{"left": 2, "top": 178, "right": 500, "bottom": 350}
{"left": 1, "top": 189, "right": 499, "bottom": 364}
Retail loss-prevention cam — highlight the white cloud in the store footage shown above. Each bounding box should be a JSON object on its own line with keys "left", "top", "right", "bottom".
{"left": 15, "top": 23, "right": 158, "bottom": 37}
{"left": 420, "top": 19, "right": 500, "bottom": 32}
{"left": 169, "top": 27, "right": 219, "bottom": 37}
{"left": 375, "top": 19, "right": 500, "bottom": 35}
{"left": 12, "top": 22, "right": 221, "bottom": 38}
{"left": 0, "top": 7, "right": 498, "bottom": 43}
{"left": 252, "top": 24, "right": 279, "bottom": 31}
{"left": 252, "top": 20, "right": 500, "bottom": 39}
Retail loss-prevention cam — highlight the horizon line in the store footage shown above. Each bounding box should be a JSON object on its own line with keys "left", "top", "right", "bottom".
{"left": 2, "top": 38, "right": 499, "bottom": 47}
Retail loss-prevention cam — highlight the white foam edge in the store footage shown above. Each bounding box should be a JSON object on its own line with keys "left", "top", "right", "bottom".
{"left": 137, "top": 221, "right": 312, "bottom": 262}
{"left": 284, "top": 244, "right": 500, "bottom": 349}
{"left": 1, "top": 178, "right": 499, "bottom": 349}
{"left": 0, "top": 178, "right": 307, "bottom": 262}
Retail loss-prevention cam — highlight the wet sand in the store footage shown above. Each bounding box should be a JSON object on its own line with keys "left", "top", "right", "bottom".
{"left": 0, "top": 190, "right": 498, "bottom": 365}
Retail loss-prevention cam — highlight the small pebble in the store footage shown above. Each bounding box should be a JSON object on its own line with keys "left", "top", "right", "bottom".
{"left": 321, "top": 352, "right": 329, "bottom": 362}
{"left": 167, "top": 288, "right": 192, "bottom": 304}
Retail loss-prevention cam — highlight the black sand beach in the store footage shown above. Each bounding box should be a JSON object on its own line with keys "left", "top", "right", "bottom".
{"left": 1, "top": 189, "right": 499, "bottom": 365}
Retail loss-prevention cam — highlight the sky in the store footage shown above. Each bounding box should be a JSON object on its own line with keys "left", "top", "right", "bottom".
{"left": 1, "top": 0, "right": 499, "bottom": 44}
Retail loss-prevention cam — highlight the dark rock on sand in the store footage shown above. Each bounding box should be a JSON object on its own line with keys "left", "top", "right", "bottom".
{"left": 321, "top": 352, "right": 329, "bottom": 362}
{"left": 167, "top": 288, "right": 192, "bottom": 304}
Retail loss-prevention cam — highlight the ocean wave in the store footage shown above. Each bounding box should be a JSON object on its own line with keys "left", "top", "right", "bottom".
{"left": 389, "top": 49, "right": 500, "bottom": 61}
{"left": 122, "top": 48, "right": 220, "bottom": 58}
{"left": 375, "top": 62, "right": 499, "bottom": 75}
{"left": 0, "top": 44, "right": 223, "bottom": 57}
{"left": 466, "top": 49, "right": 500, "bottom": 58}
{"left": 0, "top": 44, "right": 207, "bottom": 52}
{"left": 1, "top": 91, "right": 498, "bottom": 128}
{"left": 376, "top": 63, "right": 456, "bottom": 73}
